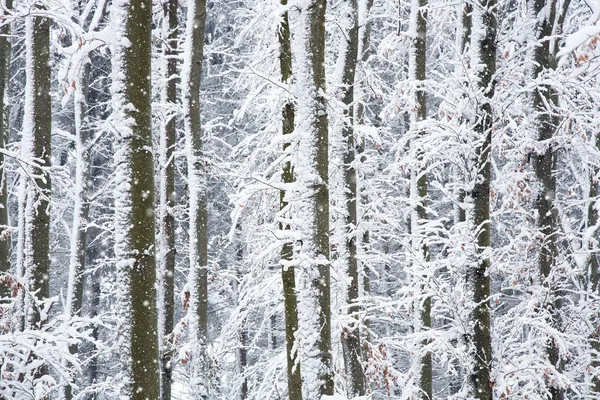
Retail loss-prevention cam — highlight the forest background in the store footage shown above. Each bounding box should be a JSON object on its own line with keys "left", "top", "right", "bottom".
{"left": 2, "top": 0, "right": 600, "bottom": 400}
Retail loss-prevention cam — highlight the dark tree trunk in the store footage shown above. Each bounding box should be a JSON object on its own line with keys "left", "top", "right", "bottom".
{"left": 277, "top": 1, "right": 303, "bottom": 399}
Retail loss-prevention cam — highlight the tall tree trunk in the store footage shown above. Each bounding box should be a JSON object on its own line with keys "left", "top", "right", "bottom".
{"left": 157, "top": 1, "right": 178, "bottom": 399}
{"left": 468, "top": 1, "right": 497, "bottom": 399}
{"left": 588, "top": 133, "right": 600, "bottom": 392}
{"left": 0, "top": 0, "right": 12, "bottom": 304}
{"left": 409, "top": 0, "right": 431, "bottom": 397}
{"left": 277, "top": 1, "right": 303, "bottom": 399}
{"left": 182, "top": 0, "right": 208, "bottom": 397}
{"left": 295, "top": 0, "right": 333, "bottom": 397}
{"left": 24, "top": 7, "right": 52, "bottom": 332}
{"left": 337, "top": 0, "right": 366, "bottom": 397}
{"left": 356, "top": 0, "right": 374, "bottom": 366}
{"left": 234, "top": 225, "right": 248, "bottom": 400}
{"left": 529, "top": 0, "right": 568, "bottom": 398}
{"left": 111, "top": 0, "right": 160, "bottom": 397}
{"left": 63, "top": 47, "right": 92, "bottom": 400}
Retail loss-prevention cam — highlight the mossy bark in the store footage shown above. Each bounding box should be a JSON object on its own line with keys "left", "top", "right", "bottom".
{"left": 278, "top": 1, "right": 303, "bottom": 399}
{"left": 308, "top": 0, "right": 334, "bottom": 395}
{"left": 27, "top": 11, "right": 52, "bottom": 331}
{"left": 120, "top": 0, "right": 160, "bottom": 398}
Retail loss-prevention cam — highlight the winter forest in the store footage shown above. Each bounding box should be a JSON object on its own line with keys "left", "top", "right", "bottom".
{"left": 6, "top": 0, "right": 600, "bottom": 399}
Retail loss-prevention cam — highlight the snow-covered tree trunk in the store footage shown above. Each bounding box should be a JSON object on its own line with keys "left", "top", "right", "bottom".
{"left": 336, "top": 0, "right": 367, "bottom": 397}
{"left": 408, "top": 0, "right": 431, "bottom": 397}
{"left": 157, "top": 1, "right": 179, "bottom": 399}
{"left": 23, "top": 8, "right": 52, "bottom": 333}
{"left": 277, "top": 1, "right": 303, "bottom": 399}
{"left": 468, "top": 1, "right": 496, "bottom": 398}
{"left": 355, "top": 0, "right": 374, "bottom": 366}
{"left": 234, "top": 224, "right": 248, "bottom": 400}
{"left": 588, "top": 135, "right": 600, "bottom": 393}
{"left": 294, "top": 0, "right": 334, "bottom": 397}
{"left": 529, "top": 1, "right": 567, "bottom": 398}
{"left": 0, "top": 0, "right": 12, "bottom": 303}
{"left": 64, "top": 38, "right": 92, "bottom": 400}
{"left": 181, "top": 0, "right": 208, "bottom": 397}
{"left": 110, "top": 0, "right": 160, "bottom": 397}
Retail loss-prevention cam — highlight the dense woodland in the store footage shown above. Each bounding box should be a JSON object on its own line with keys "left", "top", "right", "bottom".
{"left": 3, "top": 0, "right": 600, "bottom": 399}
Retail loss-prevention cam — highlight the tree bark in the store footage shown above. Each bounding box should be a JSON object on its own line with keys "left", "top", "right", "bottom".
{"left": 24, "top": 8, "right": 52, "bottom": 332}
{"left": 409, "top": 0, "right": 432, "bottom": 397}
{"left": 0, "top": 0, "right": 12, "bottom": 304}
{"left": 337, "top": 0, "right": 367, "bottom": 397}
{"left": 182, "top": 0, "right": 208, "bottom": 396}
{"left": 296, "top": 0, "right": 334, "bottom": 397}
{"left": 112, "top": 0, "right": 160, "bottom": 397}
{"left": 158, "top": 1, "right": 178, "bottom": 399}
{"left": 356, "top": 0, "right": 374, "bottom": 367}
{"left": 468, "top": 1, "right": 497, "bottom": 399}
{"left": 277, "top": 1, "right": 303, "bottom": 399}
{"left": 529, "top": 0, "right": 568, "bottom": 398}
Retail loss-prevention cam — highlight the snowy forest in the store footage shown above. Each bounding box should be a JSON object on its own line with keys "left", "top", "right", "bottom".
{"left": 5, "top": 0, "right": 600, "bottom": 399}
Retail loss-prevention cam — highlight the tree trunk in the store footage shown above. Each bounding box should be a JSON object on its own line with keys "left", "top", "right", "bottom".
{"left": 277, "top": 1, "right": 303, "bottom": 399}
{"left": 111, "top": 0, "right": 160, "bottom": 397}
{"left": 182, "top": 0, "right": 208, "bottom": 396}
{"left": 588, "top": 134, "right": 600, "bottom": 392}
{"left": 64, "top": 42, "right": 92, "bottom": 400}
{"left": 24, "top": 8, "right": 52, "bottom": 332}
{"left": 158, "top": 1, "right": 178, "bottom": 399}
{"left": 468, "top": 1, "right": 497, "bottom": 399}
{"left": 529, "top": 1, "right": 568, "bottom": 398}
{"left": 409, "top": 0, "right": 431, "bottom": 397}
{"left": 0, "top": 0, "right": 12, "bottom": 304}
{"left": 296, "top": 0, "right": 334, "bottom": 397}
{"left": 338, "top": 0, "right": 367, "bottom": 397}
{"left": 356, "top": 0, "right": 374, "bottom": 367}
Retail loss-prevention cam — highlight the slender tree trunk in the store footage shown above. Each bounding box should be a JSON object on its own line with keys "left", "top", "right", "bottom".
{"left": 111, "top": 0, "right": 160, "bottom": 397}
{"left": 337, "top": 0, "right": 366, "bottom": 397}
{"left": 296, "top": 0, "right": 334, "bottom": 397}
{"left": 63, "top": 50, "right": 92, "bottom": 400}
{"left": 588, "top": 134, "right": 600, "bottom": 392}
{"left": 234, "top": 225, "right": 248, "bottom": 400}
{"left": 277, "top": 1, "right": 303, "bottom": 399}
{"left": 0, "top": 0, "right": 12, "bottom": 304}
{"left": 409, "top": 0, "right": 431, "bottom": 397}
{"left": 356, "top": 0, "right": 374, "bottom": 367}
{"left": 468, "top": 1, "right": 497, "bottom": 399}
{"left": 157, "top": 1, "right": 178, "bottom": 399}
{"left": 86, "top": 247, "right": 101, "bottom": 400}
{"left": 182, "top": 0, "right": 208, "bottom": 396}
{"left": 529, "top": 1, "right": 568, "bottom": 398}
